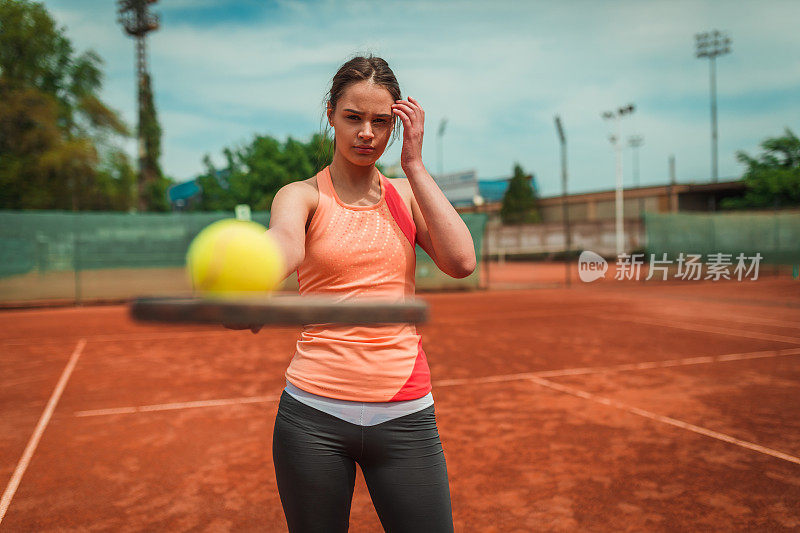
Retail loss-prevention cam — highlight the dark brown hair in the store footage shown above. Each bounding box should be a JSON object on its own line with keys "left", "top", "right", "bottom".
{"left": 317, "top": 54, "right": 402, "bottom": 166}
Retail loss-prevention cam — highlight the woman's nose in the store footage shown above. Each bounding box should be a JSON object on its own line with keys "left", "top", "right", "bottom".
{"left": 359, "top": 122, "right": 374, "bottom": 139}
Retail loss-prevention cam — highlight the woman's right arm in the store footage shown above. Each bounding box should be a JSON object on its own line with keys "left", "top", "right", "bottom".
{"left": 266, "top": 181, "right": 312, "bottom": 281}
{"left": 224, "top": 181, "right": 311, "bottom": 333}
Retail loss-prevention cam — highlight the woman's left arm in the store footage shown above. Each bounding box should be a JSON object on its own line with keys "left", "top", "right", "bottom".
{"left": 392, "top": 96, "right": 477, "bottom": 279}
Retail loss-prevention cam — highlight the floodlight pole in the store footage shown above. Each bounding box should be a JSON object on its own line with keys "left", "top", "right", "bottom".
{"left": 603, "top": 104, "right": 635, "bottom": 256}
{"left": 554, "top": 115, "right": 571, "bottom": 287}
{"left": 629, "top": 134, "right": 644, "bottom": 216}
{"left": 628, "top": 135, "right": 643, "bottom": 187}
{"left": 614, "top": 117, "right": 623, "bottom": 256}
{"left": 695, "top": 30, "right": 731, "bottom": 184}
{"left": 710, "top": 54, "right": 718, "bottom": 182}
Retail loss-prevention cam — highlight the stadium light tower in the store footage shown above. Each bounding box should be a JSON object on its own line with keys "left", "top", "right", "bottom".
{"left": 602, "top": 103, "right": 635, "bottom": 256}
{"left": 695, "top": 30, "right": 731, "bottom": 183}
{"left": 117, "top": 0, "right": 160, "bottom": 210}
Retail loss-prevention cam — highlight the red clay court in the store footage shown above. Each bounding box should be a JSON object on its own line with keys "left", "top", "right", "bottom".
{"left": 2, "top": 270, "right": 799, "bottom": 531}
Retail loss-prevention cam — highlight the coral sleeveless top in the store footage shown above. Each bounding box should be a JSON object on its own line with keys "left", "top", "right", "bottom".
{"left": 284, "top": 166, "right": 432, "bottom": 402}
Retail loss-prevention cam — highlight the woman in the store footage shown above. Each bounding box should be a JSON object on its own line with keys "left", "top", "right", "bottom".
{"left": 265, "top": 55, "right": 475, "bottom": 532}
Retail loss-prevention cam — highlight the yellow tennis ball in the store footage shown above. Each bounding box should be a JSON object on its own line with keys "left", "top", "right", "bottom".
{"left": 186, "top": 219, "right": 285, "bottom": 297}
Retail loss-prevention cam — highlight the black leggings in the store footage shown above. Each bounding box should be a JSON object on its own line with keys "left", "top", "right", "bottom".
{"left": 272, "top": 390, "right": 454, "bottom": 533}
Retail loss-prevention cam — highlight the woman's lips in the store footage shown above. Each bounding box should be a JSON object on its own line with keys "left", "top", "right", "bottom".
{"left": 354, "top": 146, "right": 374, "bottom": 154}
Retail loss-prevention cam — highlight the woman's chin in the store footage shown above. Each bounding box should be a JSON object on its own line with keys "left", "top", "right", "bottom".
{"left": 346, "top": 153, "right": 382, "bottom": 167}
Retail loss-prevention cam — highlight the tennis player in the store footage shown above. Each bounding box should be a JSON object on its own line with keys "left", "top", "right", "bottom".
{"left": 263, "top": 55, "right": 475, "bottom": 532}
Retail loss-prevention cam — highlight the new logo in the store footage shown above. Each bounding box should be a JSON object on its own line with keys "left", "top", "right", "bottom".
{"left": 578, "top": 251, "right": 607, "bottom": 282}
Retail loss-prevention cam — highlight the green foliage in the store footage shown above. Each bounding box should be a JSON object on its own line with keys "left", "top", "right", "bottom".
{"left": 97, "top": 149, "right": 137, "bottom": 211}
{"left": 193, "top": 132, "right": 334, "bottom": 212}
{"left": 500, "top": 163, "right": 541, "bottom": 224}
{"left": 0, "top": 83, "right": 62, "bottom": 208}
{"left": 138, "top": 72, "right": 173, "bottom": 211}
{"left": 0, "top": 0, "right": 71, "bottom": 94}
{"left": 0, "top": 0, "right": 134, "bottom": 211}
{"left": 721, "top": 128, "right": 800, "bottom": 210}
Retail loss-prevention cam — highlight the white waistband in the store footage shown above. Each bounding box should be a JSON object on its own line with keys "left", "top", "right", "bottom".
{"left": 283, "top": 379, "right": 434, "bottom": 426}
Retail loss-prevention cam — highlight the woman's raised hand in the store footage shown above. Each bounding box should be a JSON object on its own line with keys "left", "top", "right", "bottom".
{"left": 391, "top": 96, "right": 425, "bottom": 173}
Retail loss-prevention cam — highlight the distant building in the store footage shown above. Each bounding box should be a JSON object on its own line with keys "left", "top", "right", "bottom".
{"left": 385, "top": 165, "right": 484, "bottom": 207}
{"left": 169, "top": 161, "right": 746, "bottom": 222}
{"left": 458, "top": 178, "right": 746, "bottom": 222}
{"left": 434, "top": 170, "right": 480, "bottom": 207}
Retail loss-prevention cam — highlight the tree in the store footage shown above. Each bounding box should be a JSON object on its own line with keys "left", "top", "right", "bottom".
{"left": 94, "top": 148, "right": 137, "bottom": 211}
{"left": 308, "top": 131, "right": 334, "bottom": 172}
{"left": 0, "top": 0, "right": 133, "bottom": 210}
{"left": 500, "top": 163, "right": 541, "bottom": 224}
{"left": 192, "top": 133, "right": 333, "bottom": 212}
{"left": 721, "top": 128, "right": 800, "bottom": 210}
{"left": 0, "top": 83, "right": 64, "bottom": 208}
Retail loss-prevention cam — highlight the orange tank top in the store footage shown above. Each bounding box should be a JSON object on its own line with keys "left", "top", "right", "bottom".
{"left": 284, "top": 166, "right": 432, "bottom": 402}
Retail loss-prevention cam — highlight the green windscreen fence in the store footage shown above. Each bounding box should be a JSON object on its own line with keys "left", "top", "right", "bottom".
{"left": 415, "top": 212, "right": 487, "bottom": 291}
{"left": 0, "top": 210, "right": 487, "bottom": 303}
{"left": 645, "top": 211, "right": 800, "bottom": 265}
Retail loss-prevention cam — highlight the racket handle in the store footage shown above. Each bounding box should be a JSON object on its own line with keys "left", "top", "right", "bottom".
{"left": 222, "top": 323, "right": 262, "bottom": 334}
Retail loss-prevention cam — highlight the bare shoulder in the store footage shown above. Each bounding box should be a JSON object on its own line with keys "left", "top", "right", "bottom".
{"left": 387, "top": 176, "right": 409, "bottom": 192}
{"left": 387, "top": 177, "right": 414, "bottom": 214}
{"left": 300, "top": 176, "right": 319, "bottom": 215}
{"left": 272, "top": 177, "right": 319, "bottom": 232}
{"left": 282, "top": 176, "right": 318, "bottom": 195}
{"left": 277, "top": 177, "right": 318, "bottom": 207}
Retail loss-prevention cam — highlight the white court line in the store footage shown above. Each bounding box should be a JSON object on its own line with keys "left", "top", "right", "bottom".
{"left": 3, "top": 310, "right": 576, "bottom": 347}
{"left": 74, "top": 394, "right": 281, "bottom": 417}
{"left": 0, "top": 339, "right": 87, "bottom": 526}
{"left": 642, "top": 312, "right": 800, "bottom": 331}
{"left": 72, "top": 347, "right": 800, "bottom": 418}
{"left": 433, "top": 347, "right": 800, "bottom": 387}
{"left": 2, "top": 329, "right": 237, "bottom": 347}
{"left": 431, "top": 309, "right": 579, "bottom": 326}
{"left": 594, "top": 313, "right": 800, "bottom": 345}
{"left": 528, "top": 375, "right": 800, "bottom": 466}
{"left": 575, "top": 287, "right": 800, "bottom": 311}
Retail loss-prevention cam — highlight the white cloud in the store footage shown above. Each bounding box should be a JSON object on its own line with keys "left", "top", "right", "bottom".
{"left": 41, "top": 0, "right": 800, "bottom": 193}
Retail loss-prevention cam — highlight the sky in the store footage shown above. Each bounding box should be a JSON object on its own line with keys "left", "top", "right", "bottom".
{"left": 42, "top": 0, "right": 800, "bottom": 198}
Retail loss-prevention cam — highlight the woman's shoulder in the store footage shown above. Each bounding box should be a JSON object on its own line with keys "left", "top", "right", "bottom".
{"left": 386, "top": 176, "right": 414, "bottom": 216}
{"left": 280, "top": 175, "right": 319, "bottom": 204}
{"left": 274, "top": 176, "right": 320, "bottom": 231}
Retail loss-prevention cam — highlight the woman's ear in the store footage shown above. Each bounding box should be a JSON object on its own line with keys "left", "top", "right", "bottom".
{"left": 326, "top": 103, "right": 334, "bottom": 127}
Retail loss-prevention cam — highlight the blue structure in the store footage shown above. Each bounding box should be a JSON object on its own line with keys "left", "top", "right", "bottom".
{"left": 167, "top": 180, "right": 202, "bottom": 210}
{"left": 167, "top": 168, "right": 233, "bottom": 210}
{"left": 478, "top": 175, "right": 539, "bottom": 205}
{"left": 167, "top": 180, "right": 200, "bottom": 203}
{"left": 478, "top": 180, "right": 510, "bottom": 204}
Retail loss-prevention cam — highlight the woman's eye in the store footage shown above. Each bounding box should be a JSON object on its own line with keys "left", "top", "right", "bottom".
{"left": 347, "top": 115, "right": 359, "bottom": 120}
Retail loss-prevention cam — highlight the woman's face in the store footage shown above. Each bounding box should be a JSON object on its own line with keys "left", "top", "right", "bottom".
{"left": 328, "top": 80, "right": 396, "bottom": 167}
